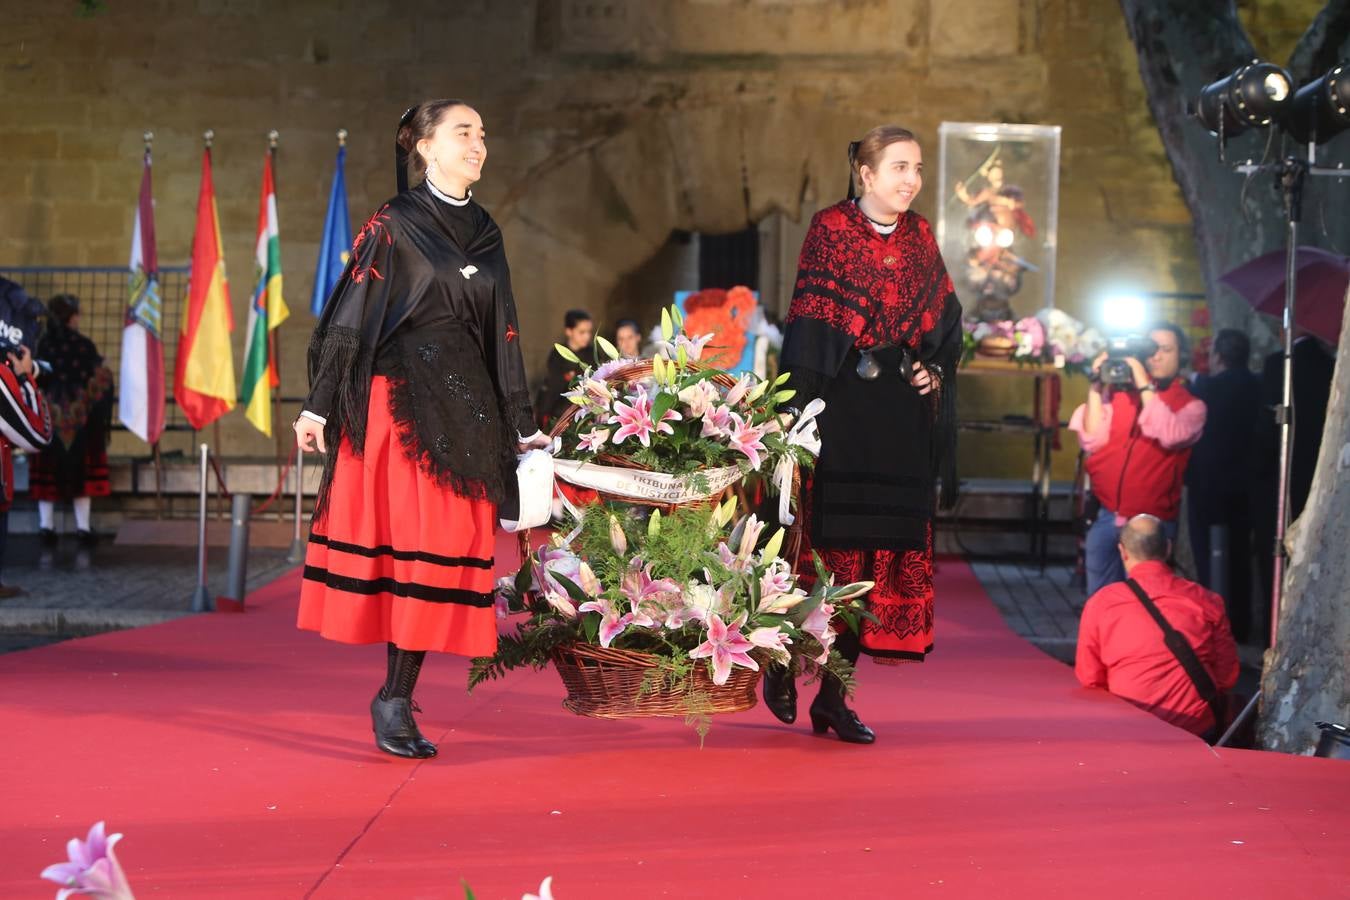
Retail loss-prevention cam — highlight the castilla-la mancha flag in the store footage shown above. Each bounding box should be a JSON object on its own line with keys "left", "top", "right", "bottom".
{"left": 119, "top": 148, "right": 165, "bottom": 444}
{"left": 175, "top": 148, "right": 236, "bottom": 430}
{"left": 240, "top": 152, "right": 289, "bottom": 435}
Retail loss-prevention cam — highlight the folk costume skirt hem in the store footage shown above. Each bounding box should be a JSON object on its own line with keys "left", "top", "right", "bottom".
{"left": 297, "top": 377, "right": 498, "bottom": 657}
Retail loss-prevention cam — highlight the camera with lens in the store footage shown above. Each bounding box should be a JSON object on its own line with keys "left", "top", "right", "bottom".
{"left": 1098, "top": 335, "right": 1158, "bottom": 387}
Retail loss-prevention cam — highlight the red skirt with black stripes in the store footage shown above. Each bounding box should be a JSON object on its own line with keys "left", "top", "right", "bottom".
{"left": 297, "top": 377, "right": 499, "bottom": 657}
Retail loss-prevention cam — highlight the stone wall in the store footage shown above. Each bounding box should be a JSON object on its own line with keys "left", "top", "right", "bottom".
{"left": 1, "top": 0, "right": 1253, "bottom": 469}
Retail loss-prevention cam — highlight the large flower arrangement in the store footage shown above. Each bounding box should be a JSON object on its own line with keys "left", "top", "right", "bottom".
{"left": 962, "top": 308, "right": 1105, "bottom": 374}
{"left": 470, "top": 498, "right": 873, "bottom": 732}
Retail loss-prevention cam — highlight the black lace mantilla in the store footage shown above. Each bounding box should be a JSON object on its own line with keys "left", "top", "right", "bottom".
{"left": 385, "top": 328, "right": 520, "bottom": 506}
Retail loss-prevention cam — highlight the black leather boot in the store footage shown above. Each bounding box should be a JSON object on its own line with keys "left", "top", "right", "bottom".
{"left": 808, "top": 631, "right": 875, "bottom": 744}
{"left": 371, "top": 644, "right": 437, "bottom": 759}
{"left": 762, "top": 663, "right": 798, "bottom": 724}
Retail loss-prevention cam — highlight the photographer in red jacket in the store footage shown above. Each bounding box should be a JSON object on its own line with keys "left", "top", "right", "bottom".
{"left": 1070, "top": 323, "right": 1206, "bottom": 594}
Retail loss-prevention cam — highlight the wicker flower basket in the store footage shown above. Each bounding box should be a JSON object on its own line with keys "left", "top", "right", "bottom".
{"left": 549, "top": 358, "right": 745, "bottom": 515}
{"left": 550, "top": 642, "right": 762, "bottom": 718}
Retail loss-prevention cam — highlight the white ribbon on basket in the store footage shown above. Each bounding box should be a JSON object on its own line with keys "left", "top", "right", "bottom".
{"left": 773, "top": 397, "right": 825, "bottom": 526}
{"left": 552, "top": 458, "right": 744, "bottom": 505}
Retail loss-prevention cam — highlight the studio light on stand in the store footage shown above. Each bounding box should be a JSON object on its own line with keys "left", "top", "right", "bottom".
{"left": 1195, "top": 60, "right": 1292, "bottom": 150}
{"left": 1283, "top": 62, "right": 1350, "bottom": 148}
{"left": 1196, "top": 58, "right": 1349, "bottom": 747}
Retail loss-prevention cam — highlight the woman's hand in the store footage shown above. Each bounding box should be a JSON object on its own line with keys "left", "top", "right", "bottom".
{"left": 517, "top": 431, "right": 553, "bottom": 454}
{"left": 912, "top": 361, "right": 935, "bottom": 396}
{"left": 294, "top": 416, "right": 327, "bottom": 454}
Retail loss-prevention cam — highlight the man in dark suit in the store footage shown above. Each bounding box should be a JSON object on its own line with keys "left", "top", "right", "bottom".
{"left": 1186, "top": 329, "right": 1262, "bottom": 642}
{"left": 1251, "top": 329, "right": 1336, "bottom": 644}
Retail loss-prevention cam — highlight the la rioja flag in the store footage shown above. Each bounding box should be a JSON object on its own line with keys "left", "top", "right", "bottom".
{"left": 119, "top": 149, "right": 166, "bottom": 444}
{"left": 240, "top": 151, "right": 289, "bottom": 435}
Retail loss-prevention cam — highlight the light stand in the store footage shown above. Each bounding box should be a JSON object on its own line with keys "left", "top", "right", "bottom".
{"left": 1214, "top": 147, "right": 1344, "bottom": 747}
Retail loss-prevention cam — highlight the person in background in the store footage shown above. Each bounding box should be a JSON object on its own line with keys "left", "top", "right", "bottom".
{"left": 30, "top": 295, "right": 113, "bottom": 547}
{"left": 1185, "top": 328, "right": 1261, "bottom": 642}
{"left": 535, "top": 309, "right": 593, "bottom": 429}
{"left": 1250, "top": 327, "right": 1336, "bottom": 644}
{"left": 1075, "top": 514, "right": 1239, "bottom": 741}
{"left": 614, "top": 318, "right": 641, "bottom": 359}
{"left": 1070, "top": 322, "right": 1206, "bottom": 595}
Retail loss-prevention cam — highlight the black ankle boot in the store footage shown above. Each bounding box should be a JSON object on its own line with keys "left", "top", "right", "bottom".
{"left": 808, "top": 631, "right": 874, "bottom": 744}
{"left": 372, "top": 645, "right": 437, "bottom": 759}
{"left": 762, "top": 664, "right": 798, "bottom": 724}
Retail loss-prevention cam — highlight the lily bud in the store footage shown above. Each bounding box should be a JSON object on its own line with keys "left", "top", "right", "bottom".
{"left": 609, "top": 515, "right": 628, "bottom": 556}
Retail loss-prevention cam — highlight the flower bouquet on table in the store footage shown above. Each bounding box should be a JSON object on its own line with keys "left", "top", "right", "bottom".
{"left": 547, "top": 303, "right": 820, "bottom": 518}
{"left": 471, "top": 497, "right": 874, "bottom": 734}
{"left": 961, "top": 308, "right": 1104, "bottom": 375}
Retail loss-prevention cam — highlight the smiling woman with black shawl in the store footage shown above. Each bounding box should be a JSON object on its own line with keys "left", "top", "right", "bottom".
{"left": 294, "top": 100, "right": 548, "bottom": 760}
{"left": 763, "top": 126, "right": 963, "bottom": 744}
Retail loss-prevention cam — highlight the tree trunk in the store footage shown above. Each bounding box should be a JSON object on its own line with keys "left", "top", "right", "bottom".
{"left": 1118, "top": 0, "right": 1350, "bottom": 752}
{"left": 1259, "top": 284, "right": 1350, "bottom": 752}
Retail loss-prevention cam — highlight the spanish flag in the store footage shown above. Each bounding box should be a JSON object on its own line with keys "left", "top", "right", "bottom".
{"left": 240, "top": 151, "right": 289, "bottom": 435}
{"left": 175, "top": 147, "right": 236, "bottom": 431}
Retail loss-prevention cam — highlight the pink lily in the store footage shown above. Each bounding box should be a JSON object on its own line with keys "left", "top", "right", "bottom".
{"left": 608, "top": 385, "right": 682, "bottom": 448}
{"left": 747, "top": 625, "right": 793, "bottom": 665}
{"left": 40, "top": 821, "right": 136, "bottom": 900}
{"left": 723, "top": 373, "right": 754, "bottom": 407}
{"left": 726, "top": 412, "right": 769, "bottom": 469}
{"left": 700, "top": 404, "right": 734, "bottom": 439}
{"left": 730, "top": 514, "right": 767, "bottom": 561}
{"left": 620, "top": 558, "right": 682, "bottom": 606}
{"left": 689, "top": 612, "right": 760, "bottom": 685}
{"left": 677, "top": 379, "right": 720, "bottom": 418}
{"left": 758, "top": 586, "right": 807, "bottom": 614}
{"left": 800, "top": 602, "right": 838, "bottom": 664}
{"left": 493, "top": 576, "right": 516, "bottom": 620}
{"left": 578, "top": 597, "right": 630, "bottom": 648}
{"left": 577, "top": 427, "right": 611, "bottom": 452}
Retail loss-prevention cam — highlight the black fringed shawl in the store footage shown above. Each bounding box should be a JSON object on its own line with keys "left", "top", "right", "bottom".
{"left": 780, "top": 200, "right": 962, "bottom": 551}
{"left": 305, "top": 182, "right": 535, "bottom": 519}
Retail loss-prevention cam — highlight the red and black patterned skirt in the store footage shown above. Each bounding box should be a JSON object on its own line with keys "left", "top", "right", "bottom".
{"left": 795, "top": 480, "right": 935, "bottom": 664}
{"left": 297, "top": 376, "right": 499, "bottom": 657}
{"left": 28, "top": 436, "right": 111, "bottom": 501}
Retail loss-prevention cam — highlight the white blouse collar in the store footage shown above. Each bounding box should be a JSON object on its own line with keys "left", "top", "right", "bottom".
{"left": 425, "top": 178, "right": 472, "bottom": 206}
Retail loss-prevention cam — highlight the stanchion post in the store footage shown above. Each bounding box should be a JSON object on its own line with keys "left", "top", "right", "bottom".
{"left": 190, "top": 443, "right": 213, "bottom": 612}
{"left": 222, "top": 492, "right": 252, "bottom": 608}
{"left": 287, "top": 447, "right": 306, "bottom": 564}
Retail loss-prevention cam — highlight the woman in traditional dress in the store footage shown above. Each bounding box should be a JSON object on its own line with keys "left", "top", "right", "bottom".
{"left": 295, "top": 100, "right": 548, "bottom": 759}
{"left": 30, "top": 295, "right": 113, "bottom": 546}
{"left": 763, "top": 126, "right": 963, "bottom": 743}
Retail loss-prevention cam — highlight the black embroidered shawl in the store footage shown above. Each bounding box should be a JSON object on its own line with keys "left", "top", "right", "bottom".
{"left": 781, "top": 200, "right": 962, "bottom": 549}
{"left": 306, "top": 182, "right": 535, "bottom": 518}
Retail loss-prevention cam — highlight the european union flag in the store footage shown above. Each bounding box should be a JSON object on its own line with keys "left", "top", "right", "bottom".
{"left": 310, "top": 145, "right": 351, "bottom": 316}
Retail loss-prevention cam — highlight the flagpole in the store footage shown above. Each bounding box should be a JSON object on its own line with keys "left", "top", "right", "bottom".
{"left": 202, "top": 128, "right": 224, "bottom": 521}
{"left": 142, "top": 128, "right": 167, "bottom": 521}
{"left": 268, "top": 129, "right": 285, "bottom": 514}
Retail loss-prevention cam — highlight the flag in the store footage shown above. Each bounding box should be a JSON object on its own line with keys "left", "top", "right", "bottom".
{"left": 119, "top": 149, "right": 166, "bottom": 444}
{"left": 175, "top": 147, "right": 236, "bottom": 431}
{"left": 310, "top": 145, "right": 351, "bottom": 316}
{"left": 240, "top": 151, "right": 289, "bottom": 435}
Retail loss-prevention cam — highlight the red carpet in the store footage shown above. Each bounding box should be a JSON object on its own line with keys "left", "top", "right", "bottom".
{"left": 5, "top": 540, "right": 1348, "bottom": 899}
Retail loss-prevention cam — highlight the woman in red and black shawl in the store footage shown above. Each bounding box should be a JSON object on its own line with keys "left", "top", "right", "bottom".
{"left": 763, "top": 126, "right": 962, "bottom": 744}
{"left": 294, "top": 101, "right": 548, "bottom": 760}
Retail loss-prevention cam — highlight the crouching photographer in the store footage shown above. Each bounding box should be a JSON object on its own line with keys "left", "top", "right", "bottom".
{"left": 1070, "top": 322, "right": 1207, "bottom": 594}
